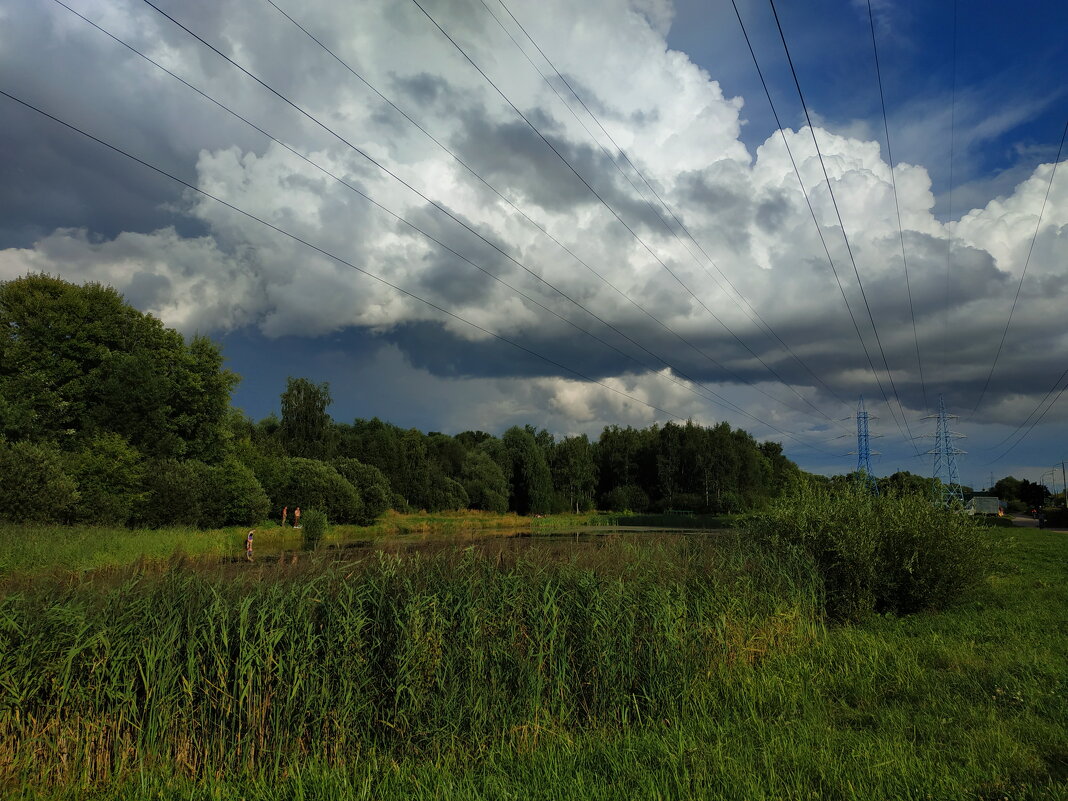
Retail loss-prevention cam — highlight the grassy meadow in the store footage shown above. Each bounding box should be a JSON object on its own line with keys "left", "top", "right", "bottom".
{"left": 1, "top": 499, "right": 1066, "bottom": 799}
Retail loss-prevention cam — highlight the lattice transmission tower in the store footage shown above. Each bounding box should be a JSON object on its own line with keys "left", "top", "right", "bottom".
{"left": 924, "top": 395, "right": 966, "bottom": 504}
{"left": 850, "top": 396, "right": 879, "bottom": 493}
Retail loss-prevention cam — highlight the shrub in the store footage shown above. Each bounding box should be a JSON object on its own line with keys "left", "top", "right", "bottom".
{"left": 199, "top": 458, "right": 270, "bottom": 528}
{"left": 747, "top": 481, "right": 992, "bottom": 620}
{"left": 0, "top": 439, "right": 79, "bottom": 523}
{"left": 134, "top": 458, "right": 206, "bottom": 528}
{"left": 301, "top": 508, "right": 327, "bottom": 550}
{"left": 330, "top": 457, "right": 391, "bottom": 524}
{"left": 270, "top": 458, "right": 363, "bottom": 524}
{"left": 425, "top": 471, "right": 469, "bottom": 512}
{"left": 63, "top": 433, "right": 146, "bottom": 526}
{"left": 601, "top": 484, "right": 649, "bottom": 513}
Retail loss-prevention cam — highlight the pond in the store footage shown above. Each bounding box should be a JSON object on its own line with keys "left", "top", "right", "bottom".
{"left": 237, "top": 526, "right": 727, "bottom": 566}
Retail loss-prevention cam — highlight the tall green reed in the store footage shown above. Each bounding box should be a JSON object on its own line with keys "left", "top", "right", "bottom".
{"left": 0, "top": 536, "right": 819, "bottom": 789}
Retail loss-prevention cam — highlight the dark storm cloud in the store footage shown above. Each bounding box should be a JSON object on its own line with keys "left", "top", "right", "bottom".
{"left": 5, "top": 0, "right": 1068, "bottom": 478}
{"left": 0, "top": 0, "right": 274, "bottom": 248}
{"left": 379, "top": 319, "right": 696, "bottom": 383}
{"left": 389, "top": 72, "right": 457, "bottom": 109}
{"left": 0, "top": 107, "right": 199, "bottom": 248}
{"left": 449, "top": 108, "right": 671, "bottom": 235}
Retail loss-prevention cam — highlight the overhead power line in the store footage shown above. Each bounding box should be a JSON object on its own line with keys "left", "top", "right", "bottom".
{"left": 481, "top": 0, "right": 853, "bottom": 415}
{"left": 969, "top": 118, "right": 1067, "bottom": 418}
{"left": 865, "top": 0, "right": 929, "bottom": 414}
{"left": 141, "top": 0, "right": 838, "bottom": 429}
{"left": 766, "top": 0, "right": 920, "bottom": 454}
{"left": 729, "top": 0, "right": 915, "bottom": 453}
{"left": 943, "top": 0, "right": 958, "bottom": 388}
{"left": 0, "top": 90, "right": 695, "bottom": 424}
{"left": 252, "top": 0, "right": 844, "bottom": 432}
{"left": 407, "top": 0, "right": 842, "bottom": 424}
{"left": 985, "top": 366, "right": 1068, "bottom": 464}
{"left": 56, "top": 0, "right": 832, "bottom": 450}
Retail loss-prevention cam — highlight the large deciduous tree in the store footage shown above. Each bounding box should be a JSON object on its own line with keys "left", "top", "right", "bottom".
{"left": 0, "top": 274, "right": 236, "bottom": 459}
{"left": 279, "top": 377, "right": 335, "bottom": 460}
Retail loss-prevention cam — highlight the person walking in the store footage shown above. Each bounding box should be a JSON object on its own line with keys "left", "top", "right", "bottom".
{"left": 245, "top": 529, "right": 255, "bottom": 562}
{"left": 294, "top": 507, "right": 301, "bottom": 528}
{"left": 281, "top": 506, "right": 288, "bottom": 527}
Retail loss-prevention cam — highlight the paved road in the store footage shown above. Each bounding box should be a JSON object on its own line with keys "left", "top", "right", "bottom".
{"left": 1011, "top": 515, "right": 1068, "bottom": 533}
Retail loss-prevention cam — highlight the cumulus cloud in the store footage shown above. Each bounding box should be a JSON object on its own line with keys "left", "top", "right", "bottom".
{"left": 2, "top": 0, "right": 1067, "bottom": 466}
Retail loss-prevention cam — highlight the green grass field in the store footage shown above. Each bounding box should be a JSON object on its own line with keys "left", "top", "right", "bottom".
{"left": 1, "top": 520, "right": 1065, "bottom": 800}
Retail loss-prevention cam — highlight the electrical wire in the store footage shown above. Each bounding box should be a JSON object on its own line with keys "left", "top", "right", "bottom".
{"left": 53, "top": 0, "right": 834, "bottom": 451}
{"left": 766, "top": 0, "right": 920, "bottom": 454}
{"left": 969, "top": 119, "right": 1067, "bottom": 418}
{"left": 253, "top": 0, "right": 848, "bottom": 432}
{"left": 0, "top": 89, "right": 698, "bottom": 424}
{"left": 407, "top": 0, "right": 843, "bottom": 424}
{"left": 729, "top": 0, "right": 913, "bottom": 456}
{"left": 479, "top": 0, "right": 854, "bottom": 416}
{"left": 141, "top": 0, "right": 838, "bottom": 429}
{"left": 943, "top": 0, "right": 958, "bottom": 388}
{"left": 985, "top": 367, "right": 1068, "bottom": 464}
{"left": 865, "top": 0, "right": 929, "bottom": 414}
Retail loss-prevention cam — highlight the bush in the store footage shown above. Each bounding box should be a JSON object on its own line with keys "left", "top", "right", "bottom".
{"left": 63, "top": 433, "right": 145, "bottom": 526}
{"left": 134, "top": 458, "right": 206, "bottom": 528}
{"left": 747, "top": 481, "right": 992, "bottom": 620}
{"left": 425, "top": 471, "right": 469, "bottom": 512}
{"left": 601, "top": 484, "right": 649, "bottom": 513}
{"left": 330, "top": 458, "right": 391, "bottom": 524}
{"left": 0, "top": 439, "right": 79, "bottom": 523}
{"left": 270, "top": 458, "right": 363, "bottom": 524}
{"left": 301, "top": 508, "right": 327, "bottom": 550}
{"left": 199, "top": 458, "right": 270, "bottom": 528}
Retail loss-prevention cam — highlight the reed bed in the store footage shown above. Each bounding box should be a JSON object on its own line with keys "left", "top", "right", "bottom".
{"left": 0, "top": 536, "right": 820, "bottom": 792}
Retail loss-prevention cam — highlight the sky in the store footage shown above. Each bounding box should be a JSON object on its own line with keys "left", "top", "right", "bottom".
{"left": 1, "top": 0, "right": 1066, "bottom": 489}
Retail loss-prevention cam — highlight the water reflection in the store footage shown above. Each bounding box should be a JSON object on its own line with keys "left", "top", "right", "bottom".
{"left": 237, "top": 527, "right": 717, "bottom": 566}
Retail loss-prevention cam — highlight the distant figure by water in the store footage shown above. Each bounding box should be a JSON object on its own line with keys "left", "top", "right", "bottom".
{"left": 245, "top": 529, "right": 255, "bottom": 562}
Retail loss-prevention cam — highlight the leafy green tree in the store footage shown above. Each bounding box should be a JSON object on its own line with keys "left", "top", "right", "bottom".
{"left": 0, "top": 274, "right": 237, "bottom": 458}
{"left": 267, "top": 458, "right": 362, "bottom": 524}
{"left": 134, "top": 458, "right": 206, "bottom": 528}
{"left": 399, "top": 428, "right": 432, "bottom": 509}
{"left": 331, "top": 457, "right": 391, "bottom": 524}
{"left": 0, "top": 439, "right": 79, "bottom": 523}
{"left": 426, "top": 432, "right": 467, "bottom": 479}
{"left": 425, "top": 469, "right": 470, "bottom": 511}
{"left": 552, "top": 435, "right": 597, "bottom": 513}
{"left": 601, "top": 484, "right": 649, "bottom": 512}
{"left": 337, "top": 418, "right": 405, "bottom": 497}
{"left": 1016, "top": 479, "right": 1049, "bottom": 511}
{"left": 461, "top": 450, "right": 509, "bottom": 513}
{"left": 279, "top": 378, "right": 335, "bottom": 459}
{"left": 502, "top": 426, "right": 553, "bottom": 515}
{"left": 199, "top": 458, "right": 270, "bottom": 527}
{"left": 62, "top": 433, "right": 146, "bottom": 526}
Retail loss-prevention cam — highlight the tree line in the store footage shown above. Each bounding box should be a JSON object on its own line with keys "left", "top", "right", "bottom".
{"left": 0, "top": 275, "right": 801, "bottom": 528}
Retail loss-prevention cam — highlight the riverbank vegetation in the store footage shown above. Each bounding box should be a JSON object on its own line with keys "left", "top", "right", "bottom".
{"left": 0, "top": 276, "right": 806, "bottom": 533}
{"left": 1, "top": 499, "right": 1064, "bottom": 799}
{"left": 3, "top": 270, "right": 1063, "bottom": 800}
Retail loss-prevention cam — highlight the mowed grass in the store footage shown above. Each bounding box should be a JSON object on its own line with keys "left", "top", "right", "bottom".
{"left": 2, "top": 528, "right": 1066, "bottom": 799}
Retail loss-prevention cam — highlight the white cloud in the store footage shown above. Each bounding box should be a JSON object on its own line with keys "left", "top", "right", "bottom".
{"left": 2, "top": 0, "right": 1067, "bottom": 454}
